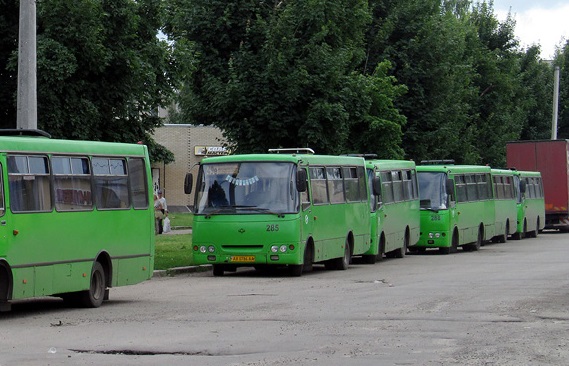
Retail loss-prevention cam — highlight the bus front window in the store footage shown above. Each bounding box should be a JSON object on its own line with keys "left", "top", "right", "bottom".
{"left": 195, "top": 162, "right": 299, "bottom": 215}
{"left": 418, "top": 172, "right": 448, "bottom": 210}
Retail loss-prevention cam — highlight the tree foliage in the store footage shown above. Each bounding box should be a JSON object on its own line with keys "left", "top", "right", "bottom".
{"left": 164, "top": 0, "right": 406, "bottom": 156}
{"left": 555, "top": 41, "right": 569, "bottom": 139}
{"left": 1, "top": 0, "right": 565, "bottom": 166}
{"left": 0, "top": 0, "right": 182, "bottom": 163}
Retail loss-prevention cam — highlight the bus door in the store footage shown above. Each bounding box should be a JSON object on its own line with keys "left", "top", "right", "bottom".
{"left": 0, "top": 160, "right": 12, "bottom": 258}
{"left": 301, "top": 167, "right": 319, "bottom": 259}
{"left": 447, "top": 176, "right": 459, "bottom": 241}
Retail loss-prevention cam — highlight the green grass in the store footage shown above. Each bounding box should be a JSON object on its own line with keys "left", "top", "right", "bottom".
{"left": 167, "top": 212, "right": 193, "bottom": 228}
{"left": 154, "top": 233, "right": 193, "bottom": 270}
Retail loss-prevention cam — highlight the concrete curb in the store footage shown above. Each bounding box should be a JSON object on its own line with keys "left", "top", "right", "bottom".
{"left": 153, "top": 264, "right": 212, "bottom": 277}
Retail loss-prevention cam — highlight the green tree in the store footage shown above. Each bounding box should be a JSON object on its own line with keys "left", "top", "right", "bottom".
{"left": 0, "top": 0, "right": 19, "bottom": 129}
{"left": 555, "top": 41, "right": 569, "bottom": 139}
{"left": 364, "top": 0, "right": 478, "bottom": 163}
{"left": 468, "top": 2, "right": 525, "bottom": 167}
{"left": 1, "top": 0, "right": 180, "bottom": 163}
{"left": 164, "top": 0, "right": 405, "bottom": 156}
{"left": 518, "top": 45, "right": 554, "bottom": 141}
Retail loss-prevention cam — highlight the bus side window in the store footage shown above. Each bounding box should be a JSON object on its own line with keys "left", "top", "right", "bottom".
{"left": 309, "top": 167, "right": 328, "bottom": 205}
{"left": 8, "top": 155, "right": 52, "bottom": 212}
{"left": 92, "top": 157, "right": 130, "bottom": 210}
{"left": 129, "top": 158, "right": 149, "bottom": 209}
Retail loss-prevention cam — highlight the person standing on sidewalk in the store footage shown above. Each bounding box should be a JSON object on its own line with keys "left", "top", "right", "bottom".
{"left": 155, "top": 190, "right": 168, "bottom": 234}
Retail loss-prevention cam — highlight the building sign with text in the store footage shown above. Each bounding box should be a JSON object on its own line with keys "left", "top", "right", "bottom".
{"left": 194, "top": 146, "right": 229, "bottom": 156}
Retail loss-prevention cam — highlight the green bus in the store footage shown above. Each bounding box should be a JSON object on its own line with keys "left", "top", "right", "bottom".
{"left": 361, "top": 159, "right": 420, "bottom": 263}
{"left": 413, "top": 162, "right": 496, "bottom": 254}
{"left": 185, "top": 149, "right": 371, "bottom": 276}
{"left": 490, "top": 169, "right": 518, "bottom": 243}
{"left": 512, "top": 170, "right": 545, "bottom": 239}
{"left": 0, "top": 130, "right": 154, "bottom": 312}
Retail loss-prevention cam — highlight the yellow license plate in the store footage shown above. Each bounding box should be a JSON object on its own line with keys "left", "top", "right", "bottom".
{"left": 230, "top": 255, "right": 255, "bottom": 263}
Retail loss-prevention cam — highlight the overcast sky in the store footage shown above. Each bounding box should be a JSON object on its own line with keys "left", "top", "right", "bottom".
{"left": 492, "top": 0, "right": 569, "bottom": 59}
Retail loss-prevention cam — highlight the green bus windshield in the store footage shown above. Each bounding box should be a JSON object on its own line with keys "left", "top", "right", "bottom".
{"left": 418, "top": 172, "right": 449, "bottom": 210}
{"left": 195, "top": 162, "right": 299, "bottom": 214}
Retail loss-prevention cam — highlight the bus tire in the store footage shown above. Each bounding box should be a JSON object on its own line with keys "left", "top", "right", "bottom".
{"left": 529, "top": 219, "right": 539, "bottom": 238}
{"left": 440, "top": 230, "right": 458, "bottom": 254}
{"left": 465, "top": 226, "right": 483, "bottom": 251}
{"left": 303, "top": 243, "right": 314, "bottom": 273}
{"left": 338, "top": 241, "right": 350, "bottom": 270}
{"left": 212, "top": 265, "right": 224, "bottom": 277}
{"left": 291, "top": 243, "right": 313, "bottom": 275}
{"left": 376, "top": 235, "right": 385, "bottom": 262}
{"left": 393, "top": 231, "right": 408, "bottom": 259}
{"left": 499, "top": 222, "right": 509, "bottom": 243}
{"left": 327, "top": 240, "right": 351, "bottom": 271}
{"left": 0, "top": 265, "right": 12, "bottom": 312}
{"left": 79, "top": 262, "right": 106, "bottom": 308}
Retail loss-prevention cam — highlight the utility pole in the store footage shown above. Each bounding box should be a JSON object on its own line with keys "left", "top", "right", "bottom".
{"left": 551, "top": 66, "right": 560, "bottom": 140}
{"left": 16, "top": 0, "right": 37, "bottom": 130}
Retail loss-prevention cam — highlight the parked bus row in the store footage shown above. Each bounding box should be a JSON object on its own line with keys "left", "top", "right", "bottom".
{"left": 0, "top": 132, "right": 547, "bottom": 311}
{"left": 184, "top": 150, "right": 545, "bottom": 277}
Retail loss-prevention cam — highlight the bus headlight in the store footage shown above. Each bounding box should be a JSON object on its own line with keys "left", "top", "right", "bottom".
{"left": 435, "top": 233, "right": 440, "bottom": 238}
{"left": 208, "top": 246, "right": 215, "bottom": 253}
{"left": 280, "top": 245, "right": 287, "bottom": 253}
{"left": 271, "top": 246, "right": 279, "bottom": 253}
{"left": 429, "top": 233, "right": 434, "bottom": 238}
{"left": 200, "top": 246, "right": 207, "bottom": 253}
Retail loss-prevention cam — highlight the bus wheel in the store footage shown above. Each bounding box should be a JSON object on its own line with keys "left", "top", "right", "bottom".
{"left": 376, "top": 235, "right": 385, "bottom": 262}
{"left": 443, "top": 230, "right": 459, "bottom": 254}
{"left": 212, "top": 265, "right": 224, "bottom": 277}
{"left": 327, "top": 241, "right": 350, "bottom": 270}
{"left": 394, "top": 233, "right": 408, "bottom": 259}
{"left": 512, "top": 229, "right": 522, "bottom": 240}
{"left": 339, "top": 241, "right": 350, "bottom": 270}
{"left": 499, "top": 222, "right": 509, "bottom": 243}
{"left": 79, "top": 262, "right": 106, "bottom": 308}
{"left": 529, "top": 219, "right": 539, "bottom": 238}
{"left": 303, "top": 245, "right": 314, "bottom": 273}
{"left": 471, "top": 227, "right": 483, "bottom": 251}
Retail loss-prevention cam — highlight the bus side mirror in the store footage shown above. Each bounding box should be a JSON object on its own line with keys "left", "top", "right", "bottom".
{"left": 296, "top": 169, "right": 307, "bottom": 192}
{"left": 372, "top": 177, "right": 382, "bottom": 196}
{"left": 184, "top": 173, "right": 193, "bottom": 194}
{"left": 446, "top": 178, "right": 454, "bottom": 197}
{"left": 519, "top": 180, "right": 527, "bottom": 194}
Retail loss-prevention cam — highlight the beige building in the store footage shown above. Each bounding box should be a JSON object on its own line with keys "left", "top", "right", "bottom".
{"left": 151, "top": 124, "right": 226, "bottom": 212}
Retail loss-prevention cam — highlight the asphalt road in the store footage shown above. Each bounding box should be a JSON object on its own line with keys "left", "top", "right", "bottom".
{"left": 1, "top": 231, "right": 569, "bottom": 366}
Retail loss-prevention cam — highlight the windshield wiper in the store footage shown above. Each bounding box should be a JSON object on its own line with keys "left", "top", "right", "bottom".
{"left": 235, "top": 206, "right": 285, "bottom": 218}
{"left": 204, "top": 205, "right": 285, "bottom": 218}
{"left": 421, "top": 207, "right": 439, "bottom": 213}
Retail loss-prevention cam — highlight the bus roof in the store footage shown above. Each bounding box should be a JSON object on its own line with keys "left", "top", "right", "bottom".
{"left": 490, "top": 168, "right": 516, "bottom": 175}
{"left": 0, "top": 135, "right": 148, "bottom": 157}
{"left": 199, "top": 153, "right": 366, "bottom": 166}
{"left": 417, "top": 164, "right": 492, "bottom": 174}
{"left": 366, "top": 159, "right": 416, "bottom": 171}
{"left": 517, "top": 170, "right": 542, "bottom": 178}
